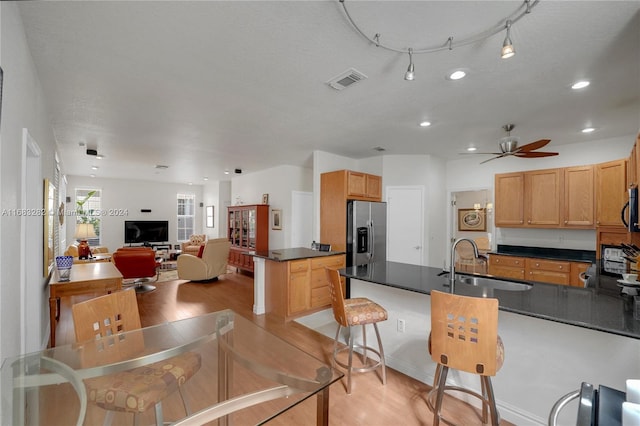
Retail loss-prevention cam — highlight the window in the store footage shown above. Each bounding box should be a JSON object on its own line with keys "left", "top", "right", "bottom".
{"left": 177, "top": 193, "right": 195, "bottom": 241}
{"left": 74, "top": 188, "right": 101, "bottom": 246}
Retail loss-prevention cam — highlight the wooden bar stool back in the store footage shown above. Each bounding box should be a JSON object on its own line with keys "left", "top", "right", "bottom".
{"left": 72, "top": 289, "right": 201, "bottom": 426}
{"left": 325, "top": 268, "right": 387, "bottom": 394}
{"left": 427, "top": 290, "right": 504, "bottom": 426}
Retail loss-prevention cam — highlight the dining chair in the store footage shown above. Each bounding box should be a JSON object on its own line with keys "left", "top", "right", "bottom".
{"left": 427, "top": 290, "right": 504, "bottom": 426}
{"left": 325, "top": 267, "right": 387, "bottom": 394}
{"left": 71, "top": 289, "right": 201, "bottom": 426}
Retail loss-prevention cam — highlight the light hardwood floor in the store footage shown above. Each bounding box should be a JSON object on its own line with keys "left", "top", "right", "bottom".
{"left": 54, "top": 269, "right": 513, "bottom": 425}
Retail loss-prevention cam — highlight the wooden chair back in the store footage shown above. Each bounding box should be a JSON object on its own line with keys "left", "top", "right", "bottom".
{"left": 325, "top": 268, "right": 348, "bottom": 327}
{"left": 72, "top": 289, "right": 142, "bottom": 343}
{"left": 430, "top": 290, "right": 499, "bottom": 376}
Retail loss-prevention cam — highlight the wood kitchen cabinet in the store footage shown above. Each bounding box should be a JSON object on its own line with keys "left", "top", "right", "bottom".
{"left": 227, "top": 204, "right": 269, "bottom": 272}
{"left": 488, "top": 254, "right": 525, "bottom": 280}
{"left": 489, "top": 254, "right": 591, "bottom": 287}
{"left": 563, "top": 165, "right": 595, "bottom": 228}
{"left": 595, "top": 159, "right": 627, "bottom": 227}
{"left": 494, "top": 168, "right": 563, "bottom": 228}
{"left": 321, "top": 170, "right": 382, "bottom": 252}
{"left": 266, "top": 254, "right": 346, "bottom": 321}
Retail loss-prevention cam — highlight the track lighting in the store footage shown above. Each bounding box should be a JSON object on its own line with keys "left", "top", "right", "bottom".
{"left": 404, "top": 48, "right": 415, "bottom": 81}
{"left": 501, "top": 20, "right": 515, "bottom": 59}
{"left": 339, "top": 0, "right": 537, "bottom": 79}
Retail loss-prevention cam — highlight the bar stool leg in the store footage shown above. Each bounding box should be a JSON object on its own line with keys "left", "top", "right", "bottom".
{"left": 372, "top": 322, "right": 386, "bottom": 385}
{"left": 481, "top": 376, "right": 500, "bottom": 425}
{"left": 332, "top": 325, "right": 341, "bottom": 370}
{"left": 432, "top": 365, "right": 449, "bottom": 426}
{"left": 361, "top": 324, "right": 367, "bottom": 364}
{"left": 347, "top": 325, "right": 355, "bottom": 394}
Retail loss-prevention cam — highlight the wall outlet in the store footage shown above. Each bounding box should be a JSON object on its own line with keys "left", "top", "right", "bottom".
{"left": 397, "top": 319, "right": 406, "bottom": 333}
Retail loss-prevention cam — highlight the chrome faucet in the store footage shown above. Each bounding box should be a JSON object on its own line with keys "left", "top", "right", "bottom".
{"left": 449, "top": 238, "right": 480, "bottom": 293}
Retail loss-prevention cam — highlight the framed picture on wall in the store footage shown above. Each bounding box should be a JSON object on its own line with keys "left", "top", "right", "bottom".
{"left": 272, "top": 209, "right": 282, "bottom": 230}
{"left": 458, "top": 208, "right": 486, "bottom": 232}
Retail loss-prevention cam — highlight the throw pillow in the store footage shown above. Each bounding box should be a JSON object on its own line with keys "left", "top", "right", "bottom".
{"left": 190, "top": 234, "right": 205, "bottom": 245}
{"left": 197, "top": 245, "right": 205, "bottom": 258}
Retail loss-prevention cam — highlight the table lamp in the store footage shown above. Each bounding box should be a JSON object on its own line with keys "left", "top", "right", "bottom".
{"left": 75, "top": 223, "right": 96, "bottom": 259}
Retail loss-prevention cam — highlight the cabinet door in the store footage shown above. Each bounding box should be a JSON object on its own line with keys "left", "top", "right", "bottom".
{"left": 289, "top": 271, "right": 309, "bottom": 315}
{"left": 366, "top": 174, "right": 382, "bottom": 199}
{"left": 564, "top": 166, "right": 595, "bottom": 228}
{"left": 347, "top": 171, "right": 367, "bottom": 197}
{"left": 570, "top": 262, "right": 591, "bottom": 287}
{"left": 495, "top": 172, "right": 525, "bottom": 226}
{"left": 596, "top": 159, "right": 627, "bottom": 227}
{"left": 525, "top": 168, "right": 563, "bottom": 227}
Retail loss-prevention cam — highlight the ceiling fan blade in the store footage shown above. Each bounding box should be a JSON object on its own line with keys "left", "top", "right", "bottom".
{"left": 460, "top": 152, "right": 504, "bottom": 155}
{"left": 514, "top": 151, "right": 559, "bottom": 158}
{"left": 480, "top": 154, "right": 509, "bottom": 164}
{"left": 516, "top": 139, "right": 551, "bottom": 152}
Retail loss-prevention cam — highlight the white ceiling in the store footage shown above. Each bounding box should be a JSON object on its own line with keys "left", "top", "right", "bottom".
{"left": 16, "top": 1, "right": 640, "bottom": 184}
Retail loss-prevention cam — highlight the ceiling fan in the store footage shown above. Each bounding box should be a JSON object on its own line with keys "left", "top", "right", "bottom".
{"left": 473, "top": 124, "right": 559, "bottom": 164}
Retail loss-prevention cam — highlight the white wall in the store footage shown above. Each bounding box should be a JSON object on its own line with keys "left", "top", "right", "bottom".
{"left": 230, "top": 165, "right": 312, "bottom": 249}
{"left": 1, "top": 2, "right": 59, "bottom": 363}
{"left": 64, "top": 176, "right": 204, "bottom": 251}
{"left": 202, "top": 180, "right": 231, "bottom": 239}
{"left": 447, "top": 135, "right": 636, "bottom": 251}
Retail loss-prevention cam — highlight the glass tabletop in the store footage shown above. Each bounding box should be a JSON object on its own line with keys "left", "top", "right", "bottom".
{"left": 1, "top": 309, "right": 342, "bottom": 425}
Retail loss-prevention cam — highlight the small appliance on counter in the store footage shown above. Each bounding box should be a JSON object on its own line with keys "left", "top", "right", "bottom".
{"left": 549, "top": 382, "right": 625, "bottom": 426}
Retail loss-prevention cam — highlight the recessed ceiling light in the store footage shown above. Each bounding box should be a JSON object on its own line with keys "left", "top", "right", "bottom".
{"left": 95, "top": 154, "right": 104, "bottom": 160}
{"left": 582, "top": 127, "right": 596, "bottom": 133}
{"left": 91, "top": 166, "right": 99, "bottom": 170}
{"left": 447, "top": 70, "right": 467, "bottom": 80}
{"left": 419, "top": 121, "right": 432, "bottom": 127}
{"left": 89, "top": 174, "right": 96, "bottom": 178}
{"left": 203, "top": 177, "right": 209, "bottom": 181}
{"left": 467, "top": 147, "right": 477, "bottom": 152}
{"left": 188, "top": 182, "right": 193, "bottom": 186}
{"left": 572, "top": 80, "right": 590, "bottom": 90}
{"left": 224, "top": 170, "right": 230, "bottom": 175}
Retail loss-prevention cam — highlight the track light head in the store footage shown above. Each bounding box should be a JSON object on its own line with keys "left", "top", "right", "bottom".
{"left": 404, "top": 48, "right": 415, "bottom": 81}
{"left": 501, "top": 20, "right": 515, "bottom": 59}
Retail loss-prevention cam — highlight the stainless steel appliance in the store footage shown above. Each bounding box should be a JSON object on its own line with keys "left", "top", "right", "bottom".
{"left": 621, "top": 186, "right": 640, "bottom": 232}
{"left": 549, "top": 382, "right": 624, "bottom": 426}
{"left": 346, "top": 200, "right": 387, "bottom": 267}
{"left": 601, "top": 244, "right": 627, "bottom": 276}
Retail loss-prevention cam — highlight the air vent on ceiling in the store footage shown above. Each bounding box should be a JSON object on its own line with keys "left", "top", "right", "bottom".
{"left": 326, "top": 68, "right": 367, "bottom": 90}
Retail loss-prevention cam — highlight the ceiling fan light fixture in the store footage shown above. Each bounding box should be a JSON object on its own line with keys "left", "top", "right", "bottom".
{"left": 501, "top": 20, "right": 515, "bottom": 59}
{"left": 404, "top": 48, "right": 415, "bottom": 81}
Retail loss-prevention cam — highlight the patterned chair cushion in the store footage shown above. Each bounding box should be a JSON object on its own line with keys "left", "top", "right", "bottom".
{"left": 189, "top": 235, "right": 206, "bottom": 245}
{"left": 84, "top": 351, "right": 202, "bottom": 413}
{"left": 343, "top": 298, "right": 388, "bottom": 326}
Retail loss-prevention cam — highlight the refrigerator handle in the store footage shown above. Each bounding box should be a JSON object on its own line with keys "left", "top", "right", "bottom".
{"left": 369, "top": 222, "right": 374, "bottom": 260}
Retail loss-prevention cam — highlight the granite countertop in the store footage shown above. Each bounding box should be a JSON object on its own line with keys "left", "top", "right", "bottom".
{"left": 250, "top": 247, "right": 346, "bottom": 262}
{"left": 490, "top": 244, "right": 596, "bottom": 263}
{"left": 341, "top": 261, "right": 640, "bottom": 339}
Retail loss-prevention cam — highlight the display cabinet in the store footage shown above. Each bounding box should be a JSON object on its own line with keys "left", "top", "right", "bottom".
{"left": 227, "top": 204, "right": 269, "bottom": 272}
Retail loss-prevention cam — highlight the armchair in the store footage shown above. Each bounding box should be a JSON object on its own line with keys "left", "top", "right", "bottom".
{"left": 112, "top": 247, "right": 161, "bottom": 293}
{"left": 181, "top": 234, "right": 206, "bottom": 256}
{"left": 64, "top": 242, "right": 109, "bottom": 258}
{"left": 177, "top": 238, "right": 231, "bottom": 282}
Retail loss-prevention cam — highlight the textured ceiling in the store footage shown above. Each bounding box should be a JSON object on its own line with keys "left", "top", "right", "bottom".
{"left": 16, "top": 1, "right": 640, "bottom": 183}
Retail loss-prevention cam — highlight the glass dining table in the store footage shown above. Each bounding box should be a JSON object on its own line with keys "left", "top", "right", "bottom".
{"left": 1, "top": 309, "right": 342, "bottom": 425}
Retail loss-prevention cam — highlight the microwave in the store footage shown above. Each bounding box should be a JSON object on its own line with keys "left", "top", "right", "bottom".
{"left": 622, "top": 186, "right": 640, "bottom": 232}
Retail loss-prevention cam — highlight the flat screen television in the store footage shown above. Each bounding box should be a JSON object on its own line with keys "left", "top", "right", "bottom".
{"left": 124, "top": 220, "right": 169, "bottom": 244}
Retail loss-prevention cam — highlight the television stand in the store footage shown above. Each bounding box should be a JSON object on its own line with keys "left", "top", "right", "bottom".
{"left": 150, "top": 243, "right": 171, "bottom": 251}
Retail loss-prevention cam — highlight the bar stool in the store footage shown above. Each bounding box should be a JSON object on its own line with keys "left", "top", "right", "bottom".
{"left": 325, "top": 268, "right": 387, "bottom": 394}
{"left": 427, "top": 290, "right": 504, "bottom": 426}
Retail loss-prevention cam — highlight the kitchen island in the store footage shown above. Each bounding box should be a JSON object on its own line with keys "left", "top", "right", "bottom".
{"left": 330, "top": 261, "right": 640, "bottom": 425}
{"left": 250, "top": 248, "right": 345, "bottom": 320}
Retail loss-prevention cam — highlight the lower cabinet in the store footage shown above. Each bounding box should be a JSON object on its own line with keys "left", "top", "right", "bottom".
{"left": 489, "top": 254, "right": 590, "bottom": 287}
{"left": 266, "top": 254, "right": 346, "bottom": 321}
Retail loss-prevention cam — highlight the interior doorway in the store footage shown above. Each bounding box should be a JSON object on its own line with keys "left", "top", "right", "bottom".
{"left": 450, "top": 188, "right": 493, "bottom": 270}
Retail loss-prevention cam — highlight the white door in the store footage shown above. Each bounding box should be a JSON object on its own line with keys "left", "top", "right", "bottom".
{"left": 291, "top": 191, "right": 313, "bottom": 248}
{"left": 387, "top": 186, "right": 424, "bottom": 265}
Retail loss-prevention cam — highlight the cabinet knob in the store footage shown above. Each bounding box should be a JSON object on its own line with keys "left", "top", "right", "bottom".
{"left": 564, "top": 220, "right": 568, "bottom": 224}
{"left": 496, "top": 259, "right": 500, "bottom": 263}
{"left": 515, "top": 261, "right": 520, "bottom": 265}
{"left": 559, "top": 266, "right": 563, "bottom": 269}
{"left": 520, "top": 220, "right": 524, "bottom": 224}
{"left": 528, "top": 220, "right": 531, "bottom": 224}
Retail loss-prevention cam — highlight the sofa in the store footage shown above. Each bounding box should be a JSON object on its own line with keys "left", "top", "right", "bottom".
{"left": 177, "top": 238, "right": 231, "bottom": 282}
{"left": 181, "top": 234, "right": 206, "bottom": 256}
{"left": 64, "top": 242, "right": 109, "bottom": 258}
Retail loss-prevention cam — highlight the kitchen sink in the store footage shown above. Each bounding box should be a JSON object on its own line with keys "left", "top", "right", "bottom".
{"left": 458, "top": 276, "right": 532, "bottom": 291}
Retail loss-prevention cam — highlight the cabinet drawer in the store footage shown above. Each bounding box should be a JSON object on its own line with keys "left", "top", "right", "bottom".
{"left": 528, "top": 270, "right": 570, "bottom": 285}
{"left": 488, "top": 265, "right": 525, "bottom": 280}
{"left": 489, "top": 255, "right": 525, "bottom": 268}
{"left": 311, "top": 287, "right": 331, "bottom": 308}
{"left": 310, "top": 255, "right": 345, "bottom": 270}
{"left": 526, "top": 258, "right": 571, "bottom": 272}
{"left": 289, "top": 259, "right": 309, "bottom": 273}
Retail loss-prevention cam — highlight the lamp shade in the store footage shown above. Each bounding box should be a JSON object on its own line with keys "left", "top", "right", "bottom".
{"left": 75, "top": 223, "right": 97, "bottom": 239}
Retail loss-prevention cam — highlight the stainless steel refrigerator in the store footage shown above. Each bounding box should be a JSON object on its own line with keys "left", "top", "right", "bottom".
{"left": 346, "top": 200, "right": 387, "bottom": 267}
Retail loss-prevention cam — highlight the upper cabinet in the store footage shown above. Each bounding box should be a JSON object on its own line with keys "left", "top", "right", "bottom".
{"left": 564, "top": 165, "right": 595, "bottom": 227}
{"left": 595, "top": 159, "right": 627, "bottom": 228}
{"left": 495, "top": 166, "right": 595, "bottom": 229}
{"left": 346, "top": 171, "right": 382, "bottom": 200}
